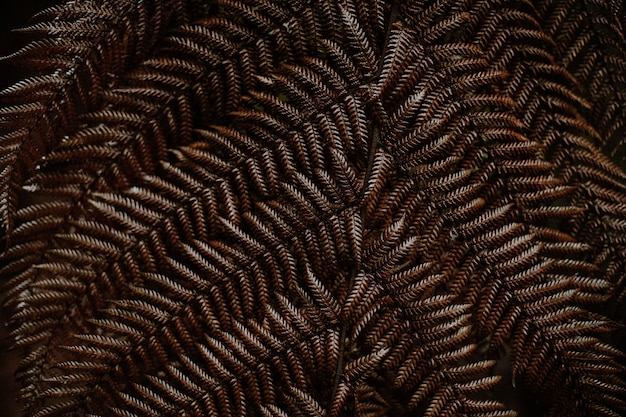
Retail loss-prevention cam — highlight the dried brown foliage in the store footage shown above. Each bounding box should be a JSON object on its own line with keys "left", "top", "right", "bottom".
{"left": 1, "top": 0, "right": 625, "bottom": 416}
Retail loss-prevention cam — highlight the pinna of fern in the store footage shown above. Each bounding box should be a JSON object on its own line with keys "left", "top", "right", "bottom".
{"left": 1, "top": 0, "right": 626, "bottom": 417}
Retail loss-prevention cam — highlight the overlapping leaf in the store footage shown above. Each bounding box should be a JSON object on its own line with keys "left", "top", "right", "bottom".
{"left": 1, "top": 0, "right": 626, "bottom": 416}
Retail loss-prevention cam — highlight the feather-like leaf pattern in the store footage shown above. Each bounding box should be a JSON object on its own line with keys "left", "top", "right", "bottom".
{"left": 1, "top": 0, "right": 626, "bottom": 416}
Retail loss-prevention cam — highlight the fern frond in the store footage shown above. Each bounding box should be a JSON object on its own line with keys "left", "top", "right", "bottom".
{"left": 2, "top": 0, "right": 626, "bottom": 416}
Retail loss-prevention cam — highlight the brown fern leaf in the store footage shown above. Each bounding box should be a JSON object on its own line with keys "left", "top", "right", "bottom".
{"left": 1, "top": 0, "right": 626, "bottom": 417}
{"left": 0, "top": 0, "right": 203, "bottom": 244}
{"left": 531, "top": 0, "right": 626, "bottom": 326}
{"left": 2, "top": 4, "right": 325, "bottom": 413}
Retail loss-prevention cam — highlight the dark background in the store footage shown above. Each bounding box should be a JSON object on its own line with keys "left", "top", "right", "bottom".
{"left": 1, "top": 0, "right": 57, "bottom": 89}
{"left": 1, "top": 2, "right": 57, "bottom": 416}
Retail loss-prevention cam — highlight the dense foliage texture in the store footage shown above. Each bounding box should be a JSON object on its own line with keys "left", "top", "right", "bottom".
{"left": 1, "top": 0, "right": 626, "bottom": 416}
